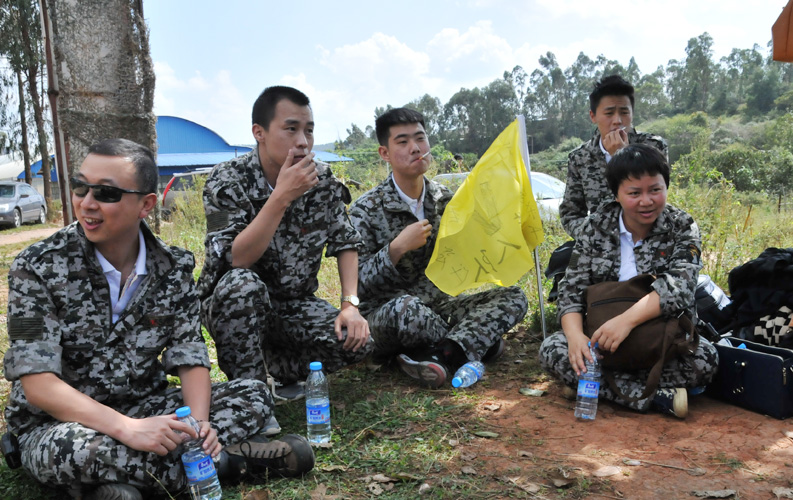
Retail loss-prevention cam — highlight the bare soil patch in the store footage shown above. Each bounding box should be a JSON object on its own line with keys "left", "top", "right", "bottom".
{"left": 460, "top": 327, "right": 793, "bottom": 499}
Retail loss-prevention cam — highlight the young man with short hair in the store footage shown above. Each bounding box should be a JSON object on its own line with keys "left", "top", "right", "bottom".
{"left": 349, "top": 108, "right": 528, "bottom": 387}
{"left": 198, "top": 86, "right": 372, "bottom": 403}
{"left": 560, "top": 75, "right": 668, "bottom": 239}
{"left": 3, "top": 138, "right": 313, "bottom": 499}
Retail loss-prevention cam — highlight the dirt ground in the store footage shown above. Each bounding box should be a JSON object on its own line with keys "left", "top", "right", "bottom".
{"left": 460, "top": 326, "right": 793, "bottom": 500}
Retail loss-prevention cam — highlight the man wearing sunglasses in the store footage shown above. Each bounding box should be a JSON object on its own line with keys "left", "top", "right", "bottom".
{"left": 3, "top": 138, "right": 314, "bottom": 499}
{"left": 197, "top": 86, "right": 372, "bottom": 406}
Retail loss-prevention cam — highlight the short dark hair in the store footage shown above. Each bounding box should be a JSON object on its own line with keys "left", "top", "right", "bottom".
{"left": 589, "top": 75, "right": 635, "bottom": 114}
{"left": 606, "top": 143, "right": 670, "bottom": 196}
{"left": 252, "top": 86, "right": 311, "bottom": 129}
{"left": 87, "top": 138, "right": 158, "bottom": 194}
{"left": 375, "top": 107, "right": 426, "bottom": 146}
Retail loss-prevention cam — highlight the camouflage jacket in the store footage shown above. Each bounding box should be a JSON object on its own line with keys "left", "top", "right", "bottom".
{"left": 349, "top": 174, "right": 454, "bottom": 316}
{"left": 3, "top": 223, "right": 209, "bottom": 437}
{"left": 557, "top": 201, "right": 702, "bottom": 319}
{"left": 196, "top": 149, "right": 360, "bottom": 302}
{"left": 559, "top": 130, "right": 668, "bottom": 239}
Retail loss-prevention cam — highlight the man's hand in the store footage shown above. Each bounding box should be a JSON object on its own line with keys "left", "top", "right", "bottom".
{"left": 118, "top": 415, "right": 195, "bottom": 456}
{"left": 334, "top": 305, "right": 370, "bottom": 352}
{"left": 272, "top": 149, "right": 319, "bottom": 204}
{"left": 389, "top": 219, "right": 432, "bottom": 265}
{"left": 197, "top": 419, "right": 222, "bottom": 458}
{"left": 602, "top": 128, "right": 629, "bottom": 156}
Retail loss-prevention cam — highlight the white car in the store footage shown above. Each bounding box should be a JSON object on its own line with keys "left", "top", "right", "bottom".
{"left": 432, "top": 171, "right": 566, "bottom": 218}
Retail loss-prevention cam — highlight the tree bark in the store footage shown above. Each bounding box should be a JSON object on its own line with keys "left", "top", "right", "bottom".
{"left": 15, "top": 69, "right": 32, "bottom": 184}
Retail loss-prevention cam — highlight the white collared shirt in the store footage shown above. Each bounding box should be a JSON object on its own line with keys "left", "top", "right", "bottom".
{"left": 599, "top": 139, "right": 613, "bottom": 164}
{"left": 95, "top": 230, "right": 148, "bottom": 323}
{"left": 618, "top": 210, "right": 641, "bottom": 281}
{"left": 392, "top": 177, "right": 426, "bottom": 220}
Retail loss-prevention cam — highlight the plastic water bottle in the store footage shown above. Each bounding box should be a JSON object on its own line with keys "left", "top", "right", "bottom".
{"left": 451, "top": 361, "right": 485, "bottom": 388}
{"left": 175, "top": 406, "right": 222, "bottom": 500}
{"left": 574, "top": 342, "right": 601, "bottom": 421}
{"left": 306, "top": 361, "right": 331, "bottom": 444}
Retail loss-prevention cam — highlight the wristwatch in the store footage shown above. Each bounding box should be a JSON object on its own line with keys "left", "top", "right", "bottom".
{"left": 341, "top": 295, "right": 360, "bottom": 307}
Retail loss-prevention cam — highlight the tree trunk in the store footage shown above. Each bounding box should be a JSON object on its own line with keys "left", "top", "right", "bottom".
{"left": 43, "top": 0, "right": 158, "bottom": 229}
{"left": 18, "top": 8, "right": 51, "bottom": 210}
{"left": 15, "top": 69, "right": 32, "bottom": 184}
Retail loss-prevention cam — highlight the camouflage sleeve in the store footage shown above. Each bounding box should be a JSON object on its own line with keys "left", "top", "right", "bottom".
{"left": 324, "top": 176, "right": 361, "bottom": 258}
{"left": 200, "top": 167, "right": 252, "bottom": 289}
{"left": 651, "top": 211, "right": 702, "bottom": 316}
{"left": 3, "top": 254, "right": 63, "bottom": 381}
{"left": 559, "top": 150, "right": 587, "bottom": 239}
{"left": 637, "top": 133, "right": 668, "bottom": 161}
{"left": 349, "top": 197, "right": 404, "bottom": 297}
{"left": 555, "top": 237, "right": 593, "bottom": 319}
{"left": 161, "top": 250, "right": 211, "bottom": 374}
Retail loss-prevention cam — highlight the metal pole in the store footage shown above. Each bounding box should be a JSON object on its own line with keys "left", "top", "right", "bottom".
{"left": 39, "top": 0, "right": 73, "bottom": 226}
{"left": 534, "top": 247, "right": 547, "bottom": 339}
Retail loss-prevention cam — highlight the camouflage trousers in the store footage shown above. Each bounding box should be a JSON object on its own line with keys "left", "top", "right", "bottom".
{"left": 202, "top": 268, "right": 373, "bottom": 385}
{"left": 18, "top": 378, "right": 272, "bottom": 498}
{"left": 366, "top": 286, "right": 528, "bottom": 361}
{"left": 539, "top": 331, "right": 718, "bottom": 411}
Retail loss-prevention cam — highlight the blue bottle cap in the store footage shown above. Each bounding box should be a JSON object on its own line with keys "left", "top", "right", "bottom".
{"left": 310, "top": 361, "right": 323, "bottom": 371}
{"left": 175, "top": 406, "right": 191, "bottom": 418}
{"left": 451, "top": 377, "right": 463, "bottom": 388}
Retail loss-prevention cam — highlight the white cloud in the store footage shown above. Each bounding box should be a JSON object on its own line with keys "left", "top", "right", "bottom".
{"left": 427, "top": 21, "right": 514, "bottom": 83}
{"left": 153, "top": 61, "right": 251, "bottom": 145}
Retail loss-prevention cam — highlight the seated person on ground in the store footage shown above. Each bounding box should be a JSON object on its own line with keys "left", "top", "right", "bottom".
{"left": 560, "top": 74, "right": 668, "bottom": 240}
{"left": 197, "top": 86, "right": 372, "bottom": 405}
{"left": 349, "top": 108, "right": 529, "bottom": 388}
{"left": 539, "top": 143, "right": 718, "bottom": 419}
{"left": 2, "top": 139, "right": 314, "bottom": 500}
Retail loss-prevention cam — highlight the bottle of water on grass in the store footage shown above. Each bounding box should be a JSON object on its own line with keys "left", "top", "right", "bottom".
{"left": 175, "top": 406, "right": 222, "bottom": 500}
{"left": 306, "top": 361, "right": 331, "bottom": 444}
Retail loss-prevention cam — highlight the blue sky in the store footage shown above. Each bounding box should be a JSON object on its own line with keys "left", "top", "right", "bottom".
{"left": 145, "top": 0, "right": 788, "bottom": 146}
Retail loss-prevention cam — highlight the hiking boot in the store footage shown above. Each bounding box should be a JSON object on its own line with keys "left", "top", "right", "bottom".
{"left": 396, "top": 353, "right": 448, "bottom": 388}
{"left": 86, "top": 484, "right": 142, "bottom": 500}
{"left": 652, "top": 388, "right": 688, "bottom": 419}
{"left": 273, "top": 381, "right": 306, "bottom": 405}
{"left": 262, "top": 415, "right": 281, "bottom": 437}
{"left": 225, "top": 434, "right": 315, "bottom": 478}
{"left": 481, "top": 337, "right": 505, "bottom": 363}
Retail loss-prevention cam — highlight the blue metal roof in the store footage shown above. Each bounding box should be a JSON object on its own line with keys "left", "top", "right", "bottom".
{"left": 18, "top": 116, "right": 353, "bottom": 179}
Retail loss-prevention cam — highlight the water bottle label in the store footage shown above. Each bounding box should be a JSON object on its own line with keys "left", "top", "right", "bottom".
{"left": 306, "top": 402, "right": 331, "bottom": 424}
{"left": 577, "top": 379, "right": 599, "bottom": 398}
{"left": 182, "top": 454, "right": 217, "bottom": 483}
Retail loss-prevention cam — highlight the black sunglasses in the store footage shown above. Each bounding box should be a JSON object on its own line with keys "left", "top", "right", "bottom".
{"left": 70, "top": 177, "right": 151, "bottom": 203}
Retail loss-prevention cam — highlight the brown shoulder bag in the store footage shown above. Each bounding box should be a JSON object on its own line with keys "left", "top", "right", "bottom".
{"left": 584, "top": 274, "right": 699, "bottom": 401}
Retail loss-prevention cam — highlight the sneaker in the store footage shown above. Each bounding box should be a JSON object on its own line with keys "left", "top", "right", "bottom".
{"left": 86, "top": 484, "right": 142, "bottom": 500}
{"left": 396, "top": 353, "right": 448, "bottom": 388}
{"left": 652, "top": 388, "right": 688, "bottom": 419}
{"left": 225, "top": 434, "right": 316, "bottom": 478}
{"left": 262, "top": 415, "right": 281, "bottom": 437}
{"left": 481, "top": 337, "right": 505, "bottom": 363}
{"left": 273, "top": 381, "right": 306, "bottom": 405}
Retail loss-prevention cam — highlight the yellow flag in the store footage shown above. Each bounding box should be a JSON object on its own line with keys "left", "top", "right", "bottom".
{"left": 426, "top": 116, "right": 544, "bottom": 296}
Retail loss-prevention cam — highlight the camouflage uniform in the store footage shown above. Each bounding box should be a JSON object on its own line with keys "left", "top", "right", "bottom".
{"left": 560, "top": 131, "right": 668, "bottom": 239}
{"left": 539, "top": 201, "right": 718, "bottom": 411}
{"left": 197, "top": 149, "right": 373, "bottom": 385}
{"left": 3, "top": 223, "right": 273, "bottom": 496}
{"left": 349, "top": 174, "right": 528, "bottom": 361}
